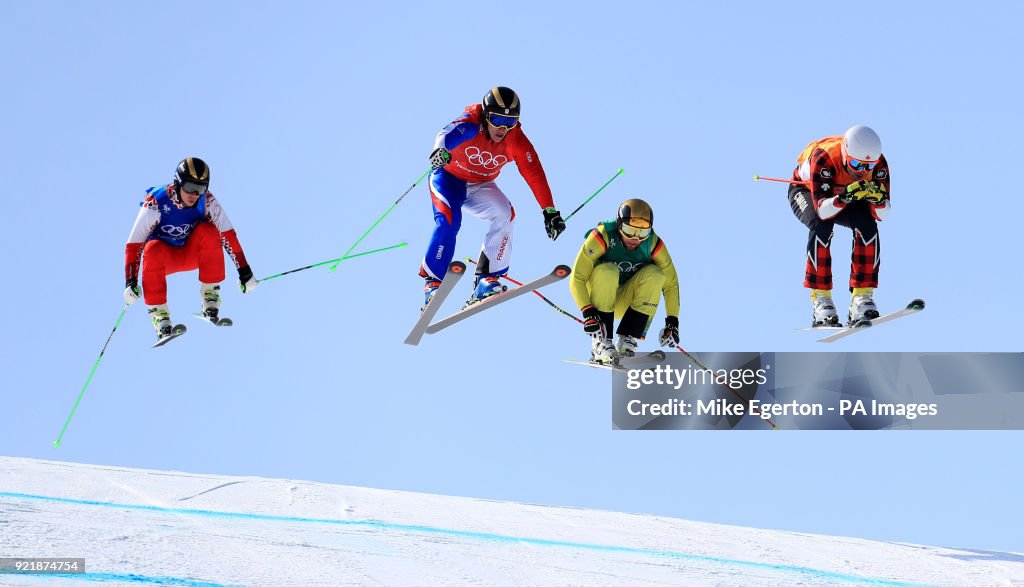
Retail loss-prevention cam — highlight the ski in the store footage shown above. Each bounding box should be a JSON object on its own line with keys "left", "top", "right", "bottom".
{"left": 424, "top": 265, "right": 571, "bottom": 335}
{"left": 192, "top": 313, "right": 233, "bottom": 327}
{"left": 817, "top": 299, "right": 925, "bottom": 343}
{"left": 565, "top": 358, "right": 626, "bottom": 371}
{"left": 152, "top": 324, "right": 187, "bottom": 348}
{"left": 404, "top": 261, "right": 467, "bottom": 346}
{"left": 565, "top": 350, "right": 667, "bottom": 372}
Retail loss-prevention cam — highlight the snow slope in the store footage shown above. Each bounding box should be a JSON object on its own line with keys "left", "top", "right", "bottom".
{"left": 1, "top": 457, "right": 1020, "bottom": 587}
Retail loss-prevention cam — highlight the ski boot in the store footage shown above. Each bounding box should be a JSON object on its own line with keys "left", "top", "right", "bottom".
{"left": 422, "top": 277, "right": 442, "bottom": 311}
{"left": 148, "top": 304, "right": 173, "bottom": 339}
{"left": 811, "top": 289, "right": 840, "bottom": 327}
{"left": 848, "top": 287, "right": 880, "bottom": 325}
{"left": 200, "top": 283, "right": 221, "bottom": 321}
{"left": 591, "top": 334, "right": 618, "bottom": 365}
{"left": 465, "top": 274, "right": 507, "bottom": 307}
{"left": 615, "top": 334, "right": 639, "bottom": 358}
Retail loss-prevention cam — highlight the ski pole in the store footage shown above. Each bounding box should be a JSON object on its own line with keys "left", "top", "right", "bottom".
{"left": 328, "top": 168, "right": 432, "bottom": 271}
{"left": 261, "top": 242, "right": 408, "bottom": 283}
{"left": 465, "top": 258, "right": 583, "bottom": 324}
{"left": 564, "top": 168, "right": 625, "bottom": 222}
{"left": 55, "top": 305, "right": 129, "bottom": 448}
{"left": 753, "top": 174, "right": 811, "bottom": 187}
{"left": 667, "top": 343, "right": 778, "bottom": 430}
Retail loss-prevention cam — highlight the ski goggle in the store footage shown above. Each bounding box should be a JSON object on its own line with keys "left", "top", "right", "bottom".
{"left": 180, "top": 181, "right": 208, "bottom": 196}
{"left": 847, "top": 157, "right": 878, "bottom": 172}
{"left": 486, "top": 113, "right": 519, "bottom": 129}
{"left": 619, "top": 221, "right": 652, "bottom": 241}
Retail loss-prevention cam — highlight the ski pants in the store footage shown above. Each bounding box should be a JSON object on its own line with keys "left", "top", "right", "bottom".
{"left": 587, "top": 263, "right": 664, "bottom": 336}
{"left": 788, "top": 185, "right": 879, "bottom": 291}
{"left": 141, "top": 222, "right": 225, "bottom": 305}
{"left": 420, "top": 168, "right": 515, "bottom": 280}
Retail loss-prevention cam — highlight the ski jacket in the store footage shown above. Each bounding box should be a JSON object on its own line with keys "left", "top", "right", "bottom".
{"left": 793, "top": 136, "right": 891, "bottom": 222}
{"left": 124, "top": 185, "right": 249, "bottom": 284}
{"left": 433, "top": 104, "right": 554, "bottom": 210}
{"left": 570, "top": 221, "right": 680, "bottom": 317}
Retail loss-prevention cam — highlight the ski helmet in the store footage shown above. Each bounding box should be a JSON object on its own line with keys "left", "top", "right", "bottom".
{"left": 616, "top": 198, "right": 654, "bottom": 241}
{"left": 174, "top": 157, "right": 211, "bottom": 195}
{"left": 482, "top": 86, "right": 520, "bottom": 126}
{"left": 841, "top": 125, "right": 882, "bottom": 168}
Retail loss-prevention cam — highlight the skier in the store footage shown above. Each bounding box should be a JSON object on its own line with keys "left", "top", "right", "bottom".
{"left": 420, "top": 86, "right": 565, "bottom": 308}
{"left": 788, "top": 125, "right": 891, "bottom": 326}
{"left": 569, "top": 199, "right": 680, "bottom": 364}
{"left": 123, "top": 157, "right": 257, "bottom": 340}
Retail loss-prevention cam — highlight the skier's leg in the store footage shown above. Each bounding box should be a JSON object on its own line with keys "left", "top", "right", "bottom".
{"left": 586, "top": 262, "right": 619, "bottom": 364}
{"left": 190, "top": 222, "right": 226, "bottom": 319}
{"left": 613, "top": 265, "right": 664, "bottom": 354}
{"left": 587, "top": 263, "right": 618, "bottom": 337}
{"left": 836, "top": 203, "right": 880, "bottom": 322}
{"left": 420, "top": 169, "right": 467, "bottom": 280}
{"left": 789, "top": 185, "right": 835, "bottom": 291}
{"left": 835, "top": 203, "right": 880, "bottom": 290}
{"left": 464, "top": 181, "right": 514, "bottom": 276}
{"left": 141, "top": 240, "right": 174, "bottom": 306}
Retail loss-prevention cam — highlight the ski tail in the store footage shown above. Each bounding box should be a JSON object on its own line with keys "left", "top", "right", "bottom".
{"left": 404, "top": 261, "right": 467, "bottom": 346}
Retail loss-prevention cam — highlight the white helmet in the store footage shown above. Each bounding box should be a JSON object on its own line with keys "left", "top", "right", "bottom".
{"left": 842, "top": 125, "right": 882, "bottom": 166}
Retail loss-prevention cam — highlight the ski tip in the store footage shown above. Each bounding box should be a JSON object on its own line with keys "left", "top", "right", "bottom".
{"left": 554, "top": 265, "right": 571, "bottom": 278}
{"left": 449, "top": 261, "right": 466, "bottom": 273}
{"left": 908, "top": 299, "right": 926, "bottom": 311}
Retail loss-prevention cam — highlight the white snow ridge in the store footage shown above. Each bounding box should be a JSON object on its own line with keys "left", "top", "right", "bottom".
{"left": 0, "top": 457, "right": 1020, "bottom": 586}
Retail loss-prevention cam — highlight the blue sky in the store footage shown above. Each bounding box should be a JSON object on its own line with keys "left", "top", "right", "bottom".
{"left": 2, "top": 1, "right": 1022, "bottom": 552}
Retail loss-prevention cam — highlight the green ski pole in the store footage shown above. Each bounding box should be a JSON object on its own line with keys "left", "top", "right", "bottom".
{"left": 54, "top": 304, "right": 129, "bottom": 448}
{"left": 564, "top": 168, "right": 624, "bottom": 222}
{"left": 261, "top": 242, "right": 408, "bottom": 283}
{"left": 328, "top": 168, "right": 431, "bottom": 271}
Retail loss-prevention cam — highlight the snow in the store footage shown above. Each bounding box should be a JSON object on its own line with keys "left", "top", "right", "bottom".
{"left": 1, "top": 457, "right": 1020, "bottom": 586}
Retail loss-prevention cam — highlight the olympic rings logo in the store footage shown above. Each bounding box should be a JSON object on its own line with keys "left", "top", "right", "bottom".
{"left": 617, "top": 261, "right": 645, "bottom": 274}
{"left": 464, "top": 146, "right": 507, "bottom": 170}
{"left": 160, "top": 223, "right": 195, "bottom": 238}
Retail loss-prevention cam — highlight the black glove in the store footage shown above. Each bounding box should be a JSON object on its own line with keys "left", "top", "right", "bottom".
{"left": 238, "top": 265, "right": 258, "bottom": 294}
{"left": 659, "top": 316, "right": 680, "bottom": 347}
{"left": 543, "top": 207, "right": 566, "bottom": 241}
{"left": 581, "top": 305, "right": 604, "bottom": 336}
{"left": 429, "top": 147, "right": 451, "bottom": 169}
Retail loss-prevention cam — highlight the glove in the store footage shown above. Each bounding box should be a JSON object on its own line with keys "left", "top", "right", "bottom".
{"left": 862, "top": 182, "right": 887, "bottom": 204}
{"left": 542, "top": 207, "right": 566, "bottom": 241}
{"left": 659, "top": 316, "right": 680, "bottom": 348}
{"left": 581, "top": 305, "right": 604, "bottom": 336}
{"left": 238, "top": 265, "right": 258, "bottom": 294}
{"left": 839, "top": 180, "right": 868, "bottom": 204}
{"left": 123, "top": 280, "right": 141, "bottom": 305}
{"left": 429, "top": 147, "right": 451, "bottom": 170}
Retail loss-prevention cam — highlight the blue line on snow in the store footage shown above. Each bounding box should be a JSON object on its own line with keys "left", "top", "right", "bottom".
{"left": 1, "top": 491, "right": 938, "bottom": 587}
{"left": 10, "top": 572, "right": 240, "bottom": 586}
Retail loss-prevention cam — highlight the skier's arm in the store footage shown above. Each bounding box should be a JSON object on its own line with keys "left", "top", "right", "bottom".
{"left": 650, "top": 237, "right": 681, "bottom": 317}
{"left": 206, "top": 194, "right": 250, "bottom": 272}
{"left": 509, "top": 131, "right": 554, "bottom": 209}
{"left": 797, "top": 149, "right": 846, "bottom": 220}
{"left": 124, "top": 199, "right": 160, "bottom": 285}
{"left": 569, "top": 228, "right": 608, "bottom": 309}
{"left": 433, "top": 112, "right": 480, "bottom": 152}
